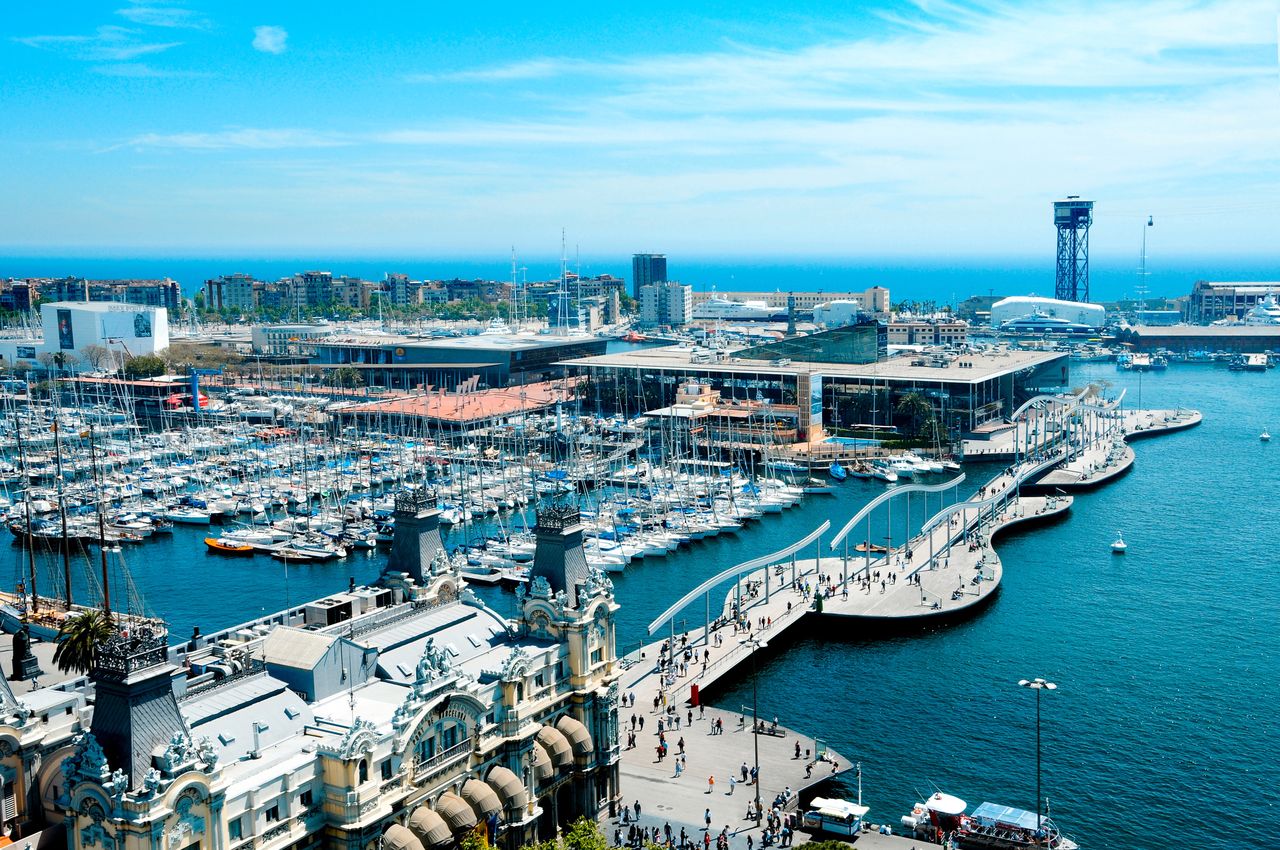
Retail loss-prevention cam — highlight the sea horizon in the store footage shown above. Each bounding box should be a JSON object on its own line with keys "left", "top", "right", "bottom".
{"left": 1, "top": 252, "right": 1277, "bottom": 308}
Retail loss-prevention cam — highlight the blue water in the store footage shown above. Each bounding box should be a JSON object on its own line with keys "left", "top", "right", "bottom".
{"left": 7, "top": 364, "right": 1274, "bottom": 848}
{"left": 2, "top": 254, "right": 1276, "bottom": 305}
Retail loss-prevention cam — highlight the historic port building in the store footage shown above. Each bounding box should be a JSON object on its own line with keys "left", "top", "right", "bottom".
{"left": 4, "top": 495, "right": 619, "bottom": 850}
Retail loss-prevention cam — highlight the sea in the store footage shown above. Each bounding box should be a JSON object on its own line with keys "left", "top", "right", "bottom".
{"left": 6, "top": 361, "right": 1274, "bottom": 848}
{"left": 1, "top": 254, "right": 1277, "bottom": 305}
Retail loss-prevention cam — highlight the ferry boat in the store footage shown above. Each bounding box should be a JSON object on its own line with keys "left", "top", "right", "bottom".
{"left": 901, "top": 793, "right": 1078, "bottom": 849}
{"left": 692, "top": 295, "right": 777, "bottom": 321}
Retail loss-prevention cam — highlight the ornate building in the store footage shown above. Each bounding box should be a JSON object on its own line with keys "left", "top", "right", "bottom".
{"left": 44, "top": 494, "right": 620, "bottom": 850}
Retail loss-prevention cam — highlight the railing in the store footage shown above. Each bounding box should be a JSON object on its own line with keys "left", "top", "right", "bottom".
{"left": 412, "top": 738, "right": 472, "bottom": 781}
{"left": 326, "top": 596, "right": 456, "bottom": 639}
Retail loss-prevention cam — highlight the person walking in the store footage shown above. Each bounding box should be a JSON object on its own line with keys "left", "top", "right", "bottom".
{"left": 707, "top": 775, "right": 715, "bottom": 794}
{"left": 704, "top": 809, "right": 712, "bottom": 830}
{"left": 728, "top": 776, "right": 736, "bottom": 795}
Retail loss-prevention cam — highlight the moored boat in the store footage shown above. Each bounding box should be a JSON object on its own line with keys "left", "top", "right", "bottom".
{"left": 901, "top": 793, "right": 1078, "bottom": 849}
{"left": 204, "top": 536, "right": 255, "bottom": 556}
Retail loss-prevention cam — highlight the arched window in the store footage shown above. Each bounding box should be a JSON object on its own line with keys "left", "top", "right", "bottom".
{"left": 358, "top": 760, "right": 369, "bottom": 783}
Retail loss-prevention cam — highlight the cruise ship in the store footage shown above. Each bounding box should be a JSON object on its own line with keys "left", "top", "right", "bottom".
{"left": 693, "top": 295, "right": 778, "bottom": 321}
{"left": 997, "top": 311, "right": 1096, "bottom": 336}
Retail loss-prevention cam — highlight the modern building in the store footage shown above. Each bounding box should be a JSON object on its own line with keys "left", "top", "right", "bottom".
{"left": 565, "top": 326, "right": 1067, "bottom": 438}
{"left": 638, "top": 281, "right": 692, "bottom": 327}
{"left": 309, "top": 333, "right": 607, "bottom": 390}
{"left": 35, "top": 276, "right": 182, "bottom": 313}
{"left": 631, "top": 254, "right": 667, "bottom": 299}
{"left": 989, "top": 296, "right": 1105, "bottom": 330}
{"left": 886, "top": 319, "right": 969, "bottom": 347}
{"left": 0, "top": 300, "right": 169, "bottom": 371}
{"left": 204, "top": 273, "right": 263, "bottom": 312}
{"left": 250, "top": 323, "right": 335, "bottom": 356}
{"left": 55, "top": 493, "right": 621, "bottom": 850}
{"left": 1185, "top": 281, "right": 1280, "bottom": 324}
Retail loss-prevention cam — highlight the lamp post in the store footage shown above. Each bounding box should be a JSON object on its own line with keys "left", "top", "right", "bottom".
{"left": 741, "top": 636, "right": 767, "bottom": 823}
{"left": 1017, "top": 677, "right": 1057, "bottom": 836}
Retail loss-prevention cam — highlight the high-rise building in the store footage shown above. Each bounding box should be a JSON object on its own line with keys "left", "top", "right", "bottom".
{"left": 631, "top": 253, "right": 667, "bottom": 299}
{"left": 638, "top": 281, "right": 691, "bottom": 327}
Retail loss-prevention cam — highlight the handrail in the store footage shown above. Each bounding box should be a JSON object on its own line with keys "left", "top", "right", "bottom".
{"left": 828, "top": 474, "right": 964, "bottom": 550}
{"left": 646, "top": 520, "right": 829, "bottom": 636}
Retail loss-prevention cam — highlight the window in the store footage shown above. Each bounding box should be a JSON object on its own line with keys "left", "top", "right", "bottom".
{"left": 441, "top": 725, "right": 458, "bottom": 750}
{"left": 381, "top": 760, "right": 393, "bottom": 780}
{"left": 229, "top": 818, "right": 243, "bottom": 841}
{"left": 299, "top": 790, "right": 313, "bottom": 807}
{"left": 265, "top": 805, "right": 280, "bottom": 823}
{"left": 358, "top": 760, "right": 369, "bottom": 783}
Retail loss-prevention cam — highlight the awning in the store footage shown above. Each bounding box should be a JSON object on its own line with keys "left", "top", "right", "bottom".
{"left": 555, "top": 714, "right": 593, "bottom": 758}
{"left": 384, "top": 825, "right": 426, "bottom": 850}
{"left": 531, "top": 741, "right": 553, "bottom": 783}
{"left": 434, "top": 791, "right": 479, "bottom": 833}
{"left": 486, "top": 765, "right": 529, "bottom": 812}
{"left": 408, "top": 808, "right": 453, "bottom": 849}
{"left": 536, "top": 725, "right": 573, "bottom": 770}
{"left": 461, "top": 778, "right": 503, "bottom": 819}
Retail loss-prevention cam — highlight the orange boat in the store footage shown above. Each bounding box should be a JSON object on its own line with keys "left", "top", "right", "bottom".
{"left": 622, "top": 331, "right": 647, "bottom": 342}
{"left": 204, "top": 537, "right": 254, "bottom": 556}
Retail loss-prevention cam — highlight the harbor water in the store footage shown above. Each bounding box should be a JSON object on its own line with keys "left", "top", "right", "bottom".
{"left": 7, "top": 363, "right": 1275, "bottom": 849}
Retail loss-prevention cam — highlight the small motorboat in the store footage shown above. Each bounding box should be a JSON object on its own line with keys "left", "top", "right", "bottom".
{"left": 1111, "top": 532, "right": 1127, "bottom": 554}
{"left": 1261, "top": 430, "right": 1271, "bottom": 442}
{"left": 855, "top": 542, "right": 889, "bottom": 553}
{"left": 204, "top": 537, "right": 254, "bottom": 556}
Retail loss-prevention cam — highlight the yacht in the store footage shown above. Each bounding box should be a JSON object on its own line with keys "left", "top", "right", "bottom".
{"left": 998, "top": 311, "right": 1096, "bottom": 336}
{"left": 1244, "top": 293, "right": 1280, "bottom": 325}
{"left": 693, "top": 295, "right": 777, "bottom": 321}
{"left": 901, "top": 793, "right": 1078, "bottom": 850}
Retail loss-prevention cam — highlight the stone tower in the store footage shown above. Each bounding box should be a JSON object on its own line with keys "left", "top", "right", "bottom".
{"left": 529, "top": 505, "right": 591, "bottom": 607}
{"left": 89, "top": 621, "right": 189, "bottom": 789}
{"left": 385, "top": 489, "right": 445, "bottom": 584}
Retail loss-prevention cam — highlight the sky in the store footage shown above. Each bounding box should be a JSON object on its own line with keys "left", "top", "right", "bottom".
{"left": 3, "top": 1, "right": 1279, "bottom": 261}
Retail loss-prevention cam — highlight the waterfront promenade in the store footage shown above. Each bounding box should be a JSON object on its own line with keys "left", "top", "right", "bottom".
{"left": 608, "top": 400, "right": 1200, "bottom": 847}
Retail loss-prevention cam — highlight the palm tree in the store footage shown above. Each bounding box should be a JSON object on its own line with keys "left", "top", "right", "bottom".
{"left": 52, "top": 610, "right": 115, "bottom": 675}
{"left": 895, "top": 392, "right": 933, "bottom": 438}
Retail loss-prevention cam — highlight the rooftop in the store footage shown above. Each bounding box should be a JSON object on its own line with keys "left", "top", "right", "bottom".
{"left": 564, "top": 344, "right": 1065, "bottom": 384}
{"left": 342, "top": 381, "right": 573, "bottom": 423}
{"left": 317, "top": 332, "right": 601, "bottom": 352}
{"left": 1129, "top": 325, "right": 1280, "bottom": 336}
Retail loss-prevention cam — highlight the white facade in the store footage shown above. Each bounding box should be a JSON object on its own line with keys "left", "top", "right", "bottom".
{"left": 639, "top": 281, "right": 692, "bottom": 327}
{"left": 990, "top": 296, "right": 1105, "bottom": 329}
{"left": 813, "top": 299, "right": 864, "bottom": 327}
{"left": 251, "top": 323, "right": 334, "bottom": 354}
{"left": 0, "top": 300, "right": 169, "bottom": 371}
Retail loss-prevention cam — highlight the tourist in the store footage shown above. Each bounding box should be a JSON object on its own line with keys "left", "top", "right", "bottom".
{"left": 707, "top": 775, "right": 715, "bottom": 794}
{"left": 728, "top": 776, "right": 736, "bottom": 795}
{"left": 705, "top": 808, "right": 713, "bottom": 829}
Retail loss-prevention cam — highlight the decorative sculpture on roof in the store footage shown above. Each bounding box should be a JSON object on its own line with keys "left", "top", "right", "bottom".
{"left": 140, "top": 768, "right": 162, "bottom": 798}
{"left": 500, "top": 648, "right": 531, "bottom": 682}
{"left": 104, "top": 768, "right": 128, "bottom": 799}
{"left": 606, "top": 681, "right": 620, "bottom": 710}
{"left": 415, "top": 638, "right": 452, "bottom": 688}
{"left": 529, "top": 576, "right": 552, "bottom": 600}
{"left": 585, "top": 566, "right": 614, "bottom": 598}
{"left": 62, "top": 732, "right": 111, "bottom": 787}
{"left": 159, "top": 733, "right": 194, "bottom": 774}
{"left": 552, "top": 589, "right": 569, "bottom": 615}
{"left": 430, "top": 546, "right": 450, "bottom": 577}
{"left": 336, "top": 717, "right": 378, "bottom": 760}
{"left": 195, "top": 736, "right": 218, "bottom": 771}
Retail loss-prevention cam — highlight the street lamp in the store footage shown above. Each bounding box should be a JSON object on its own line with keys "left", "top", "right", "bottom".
{"left": 1017, "top": 677, "right": 1057, "bottom": 837}
{"left": 741, "top": 636, "right": 768, "bottom": 823}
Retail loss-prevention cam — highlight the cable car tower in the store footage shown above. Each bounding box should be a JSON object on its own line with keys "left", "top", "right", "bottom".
{"left": 1054, "top": 196, "right": 1093, "bottom": 302}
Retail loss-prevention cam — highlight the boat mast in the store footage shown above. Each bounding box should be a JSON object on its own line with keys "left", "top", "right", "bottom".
{"left": 88, "top": 424, "right": 111, "bottom": 618}
{"left": 14, "top": 415, "right": 37, "bottom": 613}
{"left": 52, "top": 398, "right": 72, "bottom": 610}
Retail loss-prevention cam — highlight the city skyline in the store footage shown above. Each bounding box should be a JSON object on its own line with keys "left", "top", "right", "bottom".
{"left": 4, "top": 1, "right": 1278, "bottom": 259}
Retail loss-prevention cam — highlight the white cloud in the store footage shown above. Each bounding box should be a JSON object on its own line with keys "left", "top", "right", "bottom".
{"left": 122, "top": 128, "right": 348, "bottom": 151}
{"left": 252, "top": 25, "right": 287, "bottom": 54}
{"left": 115, "top": 4, "right": 211, "bottom": 30}
{"left": 14, "top": 25, "right": 181, "bottom": 62}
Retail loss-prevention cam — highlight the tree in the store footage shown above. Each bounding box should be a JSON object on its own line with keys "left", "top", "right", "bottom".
{"left": 80, "top": 344, "right": 112, "bottom": 371}
{"left": 52, "top": 609, "right": 115, "bottom": 675}
{"left": 124, "top": 353, "right": 167, "bottom": 379}
{"left": 519, "top": 818, "right": 609, "bottom": 850}
{"left": 895, "top": 391, "right": 933, "bottom": 438}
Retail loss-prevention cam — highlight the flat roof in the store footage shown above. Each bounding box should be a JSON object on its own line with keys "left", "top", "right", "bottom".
{"left": 317, "top": 332, "right": 602, "bottom": 352}
{"left": 563, "top": 344, "right": 1065, "bottom": 385}
{"left": 1130, "top": 325, "right": 1280, "bottom": 336}
{"left": 343, "top": 380, "right": 571, "bottom": 423}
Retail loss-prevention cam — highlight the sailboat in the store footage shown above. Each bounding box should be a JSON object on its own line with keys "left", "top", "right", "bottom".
{"left": 1111, "top": 532, "right": 1127, "bottom": 554}
{"left": 1261, "top": 430, "right": 1271, "bottom": 442}
{"left": 828, "top": 461, "right": 848, "bottom": 482}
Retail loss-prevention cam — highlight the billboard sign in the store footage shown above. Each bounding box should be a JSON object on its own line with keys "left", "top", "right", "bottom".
{"left": 57, "top": 309, "right": 74, "bottom": 350}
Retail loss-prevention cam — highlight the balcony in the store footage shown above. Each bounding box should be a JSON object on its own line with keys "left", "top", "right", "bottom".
{"left": 412, "top": 738, "right": 473, "bottom": 783}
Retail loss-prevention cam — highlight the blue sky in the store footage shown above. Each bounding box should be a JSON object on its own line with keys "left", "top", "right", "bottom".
{"left": 3, "top": 1, "right": 1278, "bottom": 260}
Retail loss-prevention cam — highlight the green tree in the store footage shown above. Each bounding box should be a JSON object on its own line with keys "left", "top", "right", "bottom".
{"left": 124, "top": 353, "right": 167, "bottom": 379}
{"left": 330, "top": 366, "right": 364, "bottom": 389}
{"left": 895, "top": 391, "right": 932, "bottom": 437}
{"left": 51, "top": 609, "right": 115, "bottom": 674}
{"left": 519, "top": 817, "right": 609, "bottom": 850}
